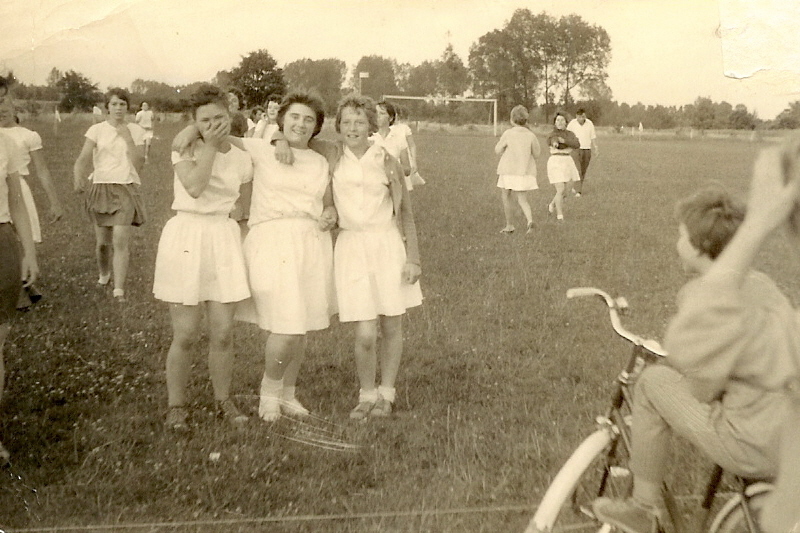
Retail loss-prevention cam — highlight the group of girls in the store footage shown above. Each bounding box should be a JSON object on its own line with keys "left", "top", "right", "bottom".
{"left": 494, "top": 107, "right": 581, "bottom": 231}
{"left": 160, "top": 85, "right": 421, "bottom": 428}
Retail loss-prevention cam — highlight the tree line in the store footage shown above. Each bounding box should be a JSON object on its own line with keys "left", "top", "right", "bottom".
{"left": 5, "top": 7, "right": 798, "bottom": 129}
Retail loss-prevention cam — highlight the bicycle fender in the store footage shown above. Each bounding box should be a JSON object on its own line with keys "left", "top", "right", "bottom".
{"left": 707, "top": 482, "right": 773, "bottom": 533}
{"left": 525, "top": 429, "right": 614, "bottom": 533}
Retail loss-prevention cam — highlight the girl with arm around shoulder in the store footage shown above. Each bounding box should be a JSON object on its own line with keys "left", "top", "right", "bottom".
{"left": 73, "top": 88, "right": 145, "bottom": 302}
{"left": 154, "top": 84, "right": 254, "bottom": 431}
{"left": 495, "top": 105, "right": 541, "bottom": 234}
{"left": 332, "top": 96, "right": 422, "bottom": 420}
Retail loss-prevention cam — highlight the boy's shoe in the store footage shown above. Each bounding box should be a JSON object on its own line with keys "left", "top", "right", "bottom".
{"left": 349, "top": 401, "right": 375, "bottom": 420}
{"left": 557, "top": 214, "right": 564, "bottom": 221}
{"left": 258, "top": 396, "right": 281, "bottom": 422}
{"left": 98, "top": 273, "right": 111, "bottom": 286}
{"left": 592, "top": 497, "right": 661, "bottom": 533}
{"left": 165, "top": 406, "right": 190, "bottom": 432}
{"left": 112, "top": 288, "right": 126, "bottom": 302}
{"left": 370, "top": 399, "right": 393, "bottom": 418}
{"left": 217, "top": 398, "right": 248, "bottom": 427}
{"left": 575, "top": 192, "right": 582, "bottom": 198}
{"left": 281, "top": 398, "right": 310, "bottom": 417}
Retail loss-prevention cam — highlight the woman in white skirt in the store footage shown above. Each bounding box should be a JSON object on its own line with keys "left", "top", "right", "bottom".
{"left": 229, "top": 93, "right": 337, "bottom": 422}
{"left": 153, "top": 84, "right": 253, "bottom": 431}
{"left": 546, "top": 112, "right": 581, "bottom": 221}
{"left": 333, "top": 96, "right": 422, "bottom": 420}
{"left": 495, "top": 105, "right": 541, "bottom": 234}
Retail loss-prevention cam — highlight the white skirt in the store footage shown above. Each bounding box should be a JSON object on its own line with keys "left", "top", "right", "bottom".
{"left": 236, "top": 218, "right": 335, "bottom": 334}
{"left": 335, "top": 225, "right": 423, "bottom": 322}
{"left": 497, "top": 174, "right": 538, "bottom": 191}
{"left": 547, "top": 155, "right": 580, "bottom": 184}
{"left": 153, "top": 212, "right": 250, "bottom": 305}
{"left": 19, "top": 178, "right": 42, "bottom": 243}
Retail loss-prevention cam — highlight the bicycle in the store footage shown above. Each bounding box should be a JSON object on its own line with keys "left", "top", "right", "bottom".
{"left": 525, "top": 287, "right": 774, "bottom": 533}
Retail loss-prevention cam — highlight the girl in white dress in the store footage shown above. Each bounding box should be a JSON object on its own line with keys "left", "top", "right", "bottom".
{"left": 372, "top": 100, "right": 413, "bottom": 190}
{"left": 229, "top": 93, "right": 337, "bottom": 422}
{"left": 154, "top": 84, "right": 253, "bottom": 431}
{"left": 495, "top": 105, "right": 541, "bottom": 234}
{"left": 73, "top": 88, "right": 146, "bottom": 301}
{"left": 333, "top": 96, "right": 422, "bottom": 419}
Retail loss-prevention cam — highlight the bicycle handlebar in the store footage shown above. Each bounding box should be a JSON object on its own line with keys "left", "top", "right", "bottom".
{"left": 566, "top": 287, "right": 668, "bottom": 357}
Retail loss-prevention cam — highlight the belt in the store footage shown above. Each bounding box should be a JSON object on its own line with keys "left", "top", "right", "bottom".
{"left": 551, "top": 152, "right": 572, "bottom": 156}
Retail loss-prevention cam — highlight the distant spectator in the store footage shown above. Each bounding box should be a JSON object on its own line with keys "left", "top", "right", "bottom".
{"left": 253, "top": 94, "right": 281, "bottom": 140}
{"left": 135, "top": 102, "right": 155, "bottom": 162}
{"left": 567, "top": 108, "right": 598, "bottom": 197}
{"left": 371, "top": 101, "right": 413, "bottom": 189}
{"left": 226, "top": 90, "right": 250, "bottom": 138}
{"left": 546, "top": 112, "right": 580, "bottom": 221}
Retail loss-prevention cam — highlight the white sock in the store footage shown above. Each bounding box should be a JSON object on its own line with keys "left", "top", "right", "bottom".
{"left": 377, "top": 386, "right": 396, "bottom": 403}
{"left": 359, "top": 388, "right": 379, "bottom": 403}
{"left": 260, "top": 375, "right": 283, "bottom": 399}
{"left": 282, "top": 386, "right": 297, "bottom": 401}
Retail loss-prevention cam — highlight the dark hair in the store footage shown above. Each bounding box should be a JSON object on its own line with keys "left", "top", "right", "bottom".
{"left": 105, "top": 87, "right": 131, "bottom": 109}
{"left": 377, "top": 100, "right": 397, "bottom": 125}
{"left": 277, "top": 92, "right": 326, "bottom": 138}
{"left": 226, "top": 88, "right": 244, "bottom": 109}
{"left": 188, "top": 83, "right": 229, "bottom": 118}
{"left": 553, "top": 111, "right": 567, "bottom": 125}
{"left": 335, "top": 95, "right": 377, "bottom": 134}
{"left": 576, "top": 108, "right": 586, "bottom": 115}
{"left": 250, "top": 106, "right": 264, "bottom": 121}
{"left": 266, "top": 94, "right": 283, "bottom": 105}
{"left": 674, "top": 187, "right": 745, "bottom": 259}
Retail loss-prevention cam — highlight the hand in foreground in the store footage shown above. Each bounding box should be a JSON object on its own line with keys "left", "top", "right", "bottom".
{"left": 746, "top": 142, "right": 800, "bottom": 236}
{"left": 21, "top": 253, "right": 39, "bottom": 287}
{"left": 201, "top": 119, "right": 230, "bottom": 147}
{"left": 402, "top": 262, "right": 421, "bottom": 285}
{"left": 318, "top": 206, "right": 338, "bottom": 232}
{"left": 171, "top": 124, "right": 201, "bottom": 153}
{"left": 274, "top": 140, "right": 294, "bottom": 165}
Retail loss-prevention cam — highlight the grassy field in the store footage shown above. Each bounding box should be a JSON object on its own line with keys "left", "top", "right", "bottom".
{"left": 1, "top": 116, "right": 797, "bottom": 532}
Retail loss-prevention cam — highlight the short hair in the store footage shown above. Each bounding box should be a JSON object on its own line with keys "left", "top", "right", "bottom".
{"left": 553, "top": 111, "right": 567, "bottom": 125}
{"left": 266, "top": 94, "right": 283, "bottom": 105}
{"left": 277, "top": 92, "right": 326, "bottom": 138}
{"left": 227, "top": 88, "right": 243, "bottom": 109}
{"left": 335, "top": 95, "right": 377, "bottom": 134}
{"left": 377, "top": 100, "right": 397, "bottom": 125}
{"left": 105, "top": 87, "right": 130, "bottom": 109}
{"left": 188, "top": 83, "right": 229, "bottom": 118}
{"left": 674, "top": 187, "right": 745, "bottom": 259}
{"left": 576, "top": 108, "right": 586, "bottom": 116}
{"left": 510, "top": 105, "right": 529, "bottom": 126}
{"left": 250, "top": 106, "right": 264, "bottom": 120}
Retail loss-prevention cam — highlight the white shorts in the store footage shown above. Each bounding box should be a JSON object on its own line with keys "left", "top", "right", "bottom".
{"left": 236, "top": 218, "right": 335, "bottom": 334}
{"left": 142, "top": 129, "right": 154, "bottom": 142}
{"left": 334, "top": 226, "right": 422, "bottom": 322}
{"left": 153, "top": 212, "right": 249, "bottom": 305}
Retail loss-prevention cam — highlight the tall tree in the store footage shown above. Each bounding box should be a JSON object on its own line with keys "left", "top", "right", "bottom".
{"left": 729, "top": 104, "right": 756, "bottom": 130}
{"left": 228, "top": 49, "right": 286, "bottom": 107}
{"left": 351, "top": 55, "right": 397, "bottom": 100}
{"left": 468, "top": 29, "right": 521, "bottom": 112}
{"left": 437, "top": 44, "right": 469, "bottom": 96}
{"left": 554, "top": 14, "right": 611, "bottom": 106}
{"left": 407, "top": 60, "right": 439, "bottom": 96}
{"left": 46, "top": 67, "right": 62, "bottom": 88}
{"left": 775, "top": 101, "right": 800, "bottom": 129}
{"left": 283, "top": 58, "right": 347, "bottom": 113}
{"left": 57, "top": 70, "right": 101, "bottom": 112}
{"left": 691, "top": 96, "right": 715, "bottom": 130}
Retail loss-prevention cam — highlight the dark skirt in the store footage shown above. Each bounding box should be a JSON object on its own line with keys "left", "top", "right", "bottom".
{"left": 85, "top": 183, "right": 146, "bottom": 227}
{"left": 0, "top": 223, "right": 21, "bottom": 324}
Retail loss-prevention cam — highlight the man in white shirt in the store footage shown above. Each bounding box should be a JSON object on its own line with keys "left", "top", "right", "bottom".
{"left": 135, "top": 102, "right": 155, "bottom": 162}
{"left": 567, "top": 108, "right": 598, "bottom": 197}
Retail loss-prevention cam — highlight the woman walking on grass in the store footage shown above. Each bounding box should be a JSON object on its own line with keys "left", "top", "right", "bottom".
{"left": 0, "top": 131, "right": 39, "bottom": 464}
{"left": 154, "top": 84, "right": 253, "bottom": 431}
{"left": 495, "top": 105, "right": 541, "bottom": 234}
{"left": 546, "top": 112, "right": 580, "bottom": 221}
{"left": 73, "top": 88, "right": 146, "bottom": 302}
{"left": 332, "top": 96, "right": 422, "bottom": 419}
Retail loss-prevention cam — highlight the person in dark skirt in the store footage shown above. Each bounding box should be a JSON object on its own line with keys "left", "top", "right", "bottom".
{"left": 73, "top": 88, "right": 145, "bottom": 302}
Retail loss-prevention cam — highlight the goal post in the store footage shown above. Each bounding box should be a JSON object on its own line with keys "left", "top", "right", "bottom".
{"left": 382, "top": 95, "right": 499, "bottom": 136}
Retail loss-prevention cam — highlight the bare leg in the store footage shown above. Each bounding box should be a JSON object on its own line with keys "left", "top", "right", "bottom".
{"left": 165, "top": 304, "right": 202, "bottom": 407}
{"left": 513, "top": 191, "right": 533, "bottom": 226}
{"left": 353, "top": 319, "right": 379, "bottom": 392}
{"left": 552, "top": 183, "right": 566, "bottom": 219}
{"left": 111, "top": 225, "right": 131, "bottom": 294}
{"left": 205, "top": 301, "right": 237, "bottom": 402}
{"left": 260, "top": 333, "right": 304, "bottom": 421}
{"left": 93, "top": 226, "right": 113, "bottom": 282}
{"left": 499, "top": 188, "right": 514, "bottom": 232}
{"left": 377, "top": 315, "right": 403, "bottom": 389}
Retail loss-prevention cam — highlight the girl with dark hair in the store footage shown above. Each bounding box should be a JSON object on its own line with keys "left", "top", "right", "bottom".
{"left": 73, "top": 87, "right": 146, "bottom": 301}
{"left": 546, "top": 112, "right": 580, "bottom": 221}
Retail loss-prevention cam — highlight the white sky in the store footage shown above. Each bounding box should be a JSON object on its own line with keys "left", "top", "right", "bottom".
{"left": 2, "top": 0, "right": 800, "bottom": 119}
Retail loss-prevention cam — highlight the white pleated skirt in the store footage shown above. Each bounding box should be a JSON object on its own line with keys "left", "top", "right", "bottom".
{"left": 497, "top": 174, "right": 538, "bottom": 191}
{"left": 19, "top": 178, "right": 42, "bottom": 243}
{"left": 153, "top": 212, "right": 250, "bottom": 305}
{"left": 335, "top": 225, "right": 423, "bottom": 323}
{"left": 236, "top": 218, "right": 335, "bottom": 334}
{"left": 547, "top": 155, "right": 580, "bottom": 184}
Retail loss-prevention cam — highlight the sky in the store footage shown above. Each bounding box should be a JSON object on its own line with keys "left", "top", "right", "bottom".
{"left": 2, "top": 0, "right": 800, "bottom": 119}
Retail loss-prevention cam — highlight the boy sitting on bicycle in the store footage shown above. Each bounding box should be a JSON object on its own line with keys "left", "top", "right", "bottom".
{"left": 593, "top": 188, "right": 791, "bottom": 533}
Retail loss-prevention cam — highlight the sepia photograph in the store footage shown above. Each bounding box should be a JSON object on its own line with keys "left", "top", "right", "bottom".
{"left": 0, "top": 0, "right": 799, "bottom": 531}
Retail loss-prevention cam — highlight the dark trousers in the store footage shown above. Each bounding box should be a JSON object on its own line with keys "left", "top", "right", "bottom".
{"left": 572, "top": 149, "right": 592, "bottom": 193}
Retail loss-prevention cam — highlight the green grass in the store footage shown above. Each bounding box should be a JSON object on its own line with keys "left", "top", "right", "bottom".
{"left": 1, "top": 116, "right": 796, "bottom": 531}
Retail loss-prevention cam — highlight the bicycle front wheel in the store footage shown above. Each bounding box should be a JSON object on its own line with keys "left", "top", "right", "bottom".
{"left": 525, "top": 429, "right": 633, "bottom": 533}
{"left": 709, "top": 483, "right": 772, "bottom": 533}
